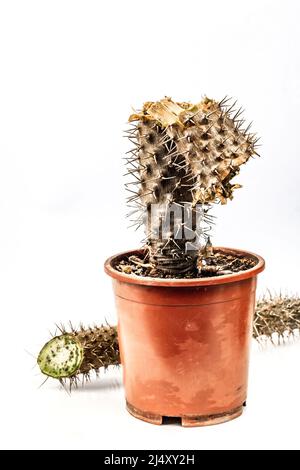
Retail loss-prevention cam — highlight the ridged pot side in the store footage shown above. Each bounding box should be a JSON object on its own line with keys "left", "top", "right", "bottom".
{"left": 105, "top": 247, "right": 265, "bottom": 427}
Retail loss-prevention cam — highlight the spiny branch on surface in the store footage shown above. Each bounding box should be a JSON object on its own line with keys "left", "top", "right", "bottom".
{"left": 37, "top": 295, "right": 300, "bottom": 389}
{"left": 37, "top": 324, "right": 119, "bottom": 390}
{"left": 253, "top": 293, "right": 300, "bottom": 344}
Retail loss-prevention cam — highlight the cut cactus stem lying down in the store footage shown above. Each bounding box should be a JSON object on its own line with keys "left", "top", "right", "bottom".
{"left": 37, "top": 324, "right": 120, "bottom": 387}
{"left": 37, "top": 295, "right": 300, "bottom": 385}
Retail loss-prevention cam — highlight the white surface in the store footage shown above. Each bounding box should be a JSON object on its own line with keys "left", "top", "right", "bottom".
{"left": 0, "top": 0, "right": 299, "bottom": 450}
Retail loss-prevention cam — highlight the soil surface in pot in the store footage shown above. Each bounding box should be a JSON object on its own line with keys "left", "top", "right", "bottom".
{"left": 114, "top": 248, "right": 258, "bottom": 279}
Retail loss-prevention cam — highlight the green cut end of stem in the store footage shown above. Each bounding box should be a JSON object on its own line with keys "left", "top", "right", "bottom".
{"left": 37, "top": 334, "right": 84, "bottom": 379}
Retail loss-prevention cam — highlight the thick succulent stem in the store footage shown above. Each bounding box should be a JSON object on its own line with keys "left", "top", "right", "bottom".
{"left": 37, "top": 325, "right": 119, "bottom": 384}
{"left": 253, "top": 294, "right": 300, "bottom": 342}
{"left": 126, "top": 97, "right": 258, "bottom": 275}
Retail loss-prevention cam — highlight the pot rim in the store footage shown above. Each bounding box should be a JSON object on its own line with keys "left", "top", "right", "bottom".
{"left": 104, "top": 247, "right": 265, "bottom": 287}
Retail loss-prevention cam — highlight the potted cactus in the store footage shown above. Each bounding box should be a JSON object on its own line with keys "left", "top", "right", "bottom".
{"left": 104, "top": 96, "right": 265, "bottom": 427}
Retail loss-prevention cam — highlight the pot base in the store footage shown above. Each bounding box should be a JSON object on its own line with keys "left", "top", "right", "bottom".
{"left": 126, "top": 401, "right": 244, "bottom": 427}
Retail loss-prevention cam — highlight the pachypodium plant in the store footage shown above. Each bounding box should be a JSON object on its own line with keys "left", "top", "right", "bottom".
{"left": 125, "top": 96, "right": 259, "bottom": 275}
{"left": 37, "top": 94, "right": 264, "bottom": 387}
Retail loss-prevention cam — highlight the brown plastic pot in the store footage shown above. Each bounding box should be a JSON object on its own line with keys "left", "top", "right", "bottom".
{"left": 104, "top": 247, "right": 265, "bottom": 427}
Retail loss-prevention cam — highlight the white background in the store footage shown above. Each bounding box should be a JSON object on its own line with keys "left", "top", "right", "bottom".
{"left": 0, "top": 0, "right": 299, "bottom": 450}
